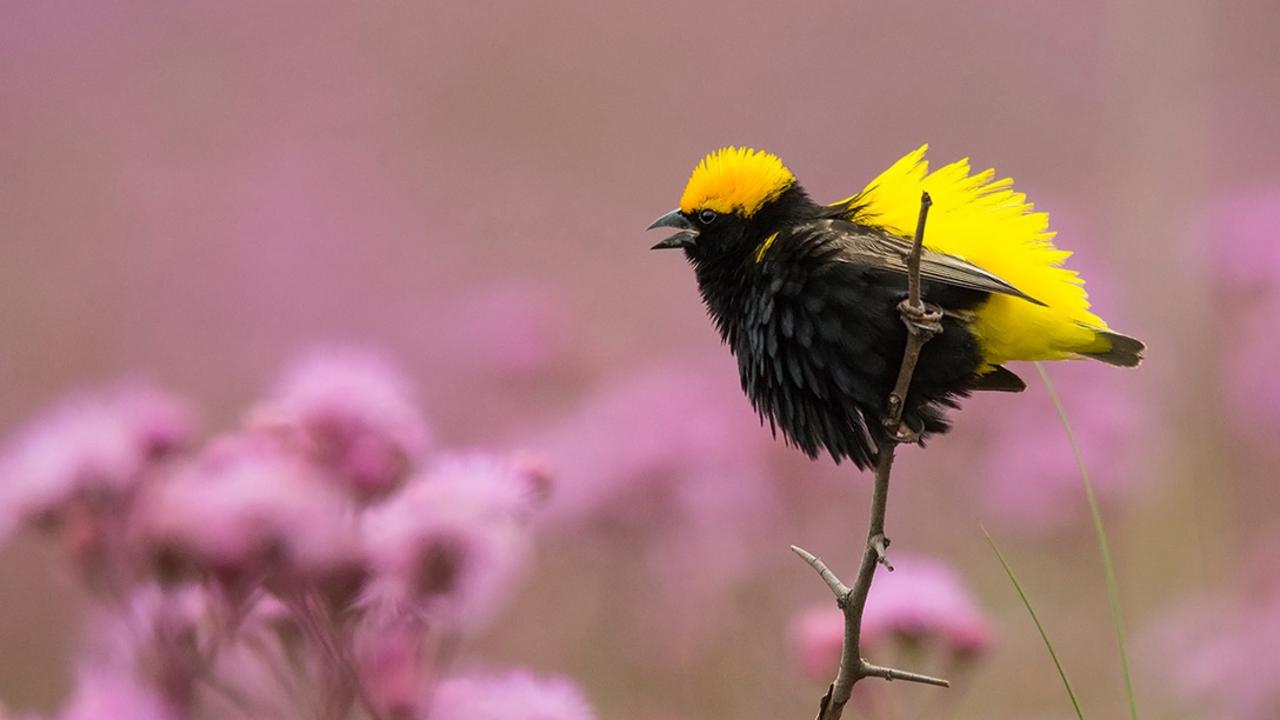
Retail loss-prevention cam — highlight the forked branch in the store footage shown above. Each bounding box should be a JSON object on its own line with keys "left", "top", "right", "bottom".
{"left": 792, "top": 192, "right": 949, "bottom": 720}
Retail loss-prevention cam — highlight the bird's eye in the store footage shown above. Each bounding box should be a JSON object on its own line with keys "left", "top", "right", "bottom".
{"left": 698, "top": 209, "right": 718, "bottom": 225}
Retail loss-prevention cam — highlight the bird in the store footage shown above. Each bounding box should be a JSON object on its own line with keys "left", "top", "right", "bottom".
{"left": 647, "top": 145, "right": 1144, "bottom": 470}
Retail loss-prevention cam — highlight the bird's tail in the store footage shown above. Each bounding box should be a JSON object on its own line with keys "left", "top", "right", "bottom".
{"left": 1079, "top": 327, "right": 1145, "bottom": 367}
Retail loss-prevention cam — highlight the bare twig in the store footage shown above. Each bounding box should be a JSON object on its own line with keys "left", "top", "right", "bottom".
{"left": 906, "top": 192, "right": 932, "bottom": 311}
{"left": 794, "top": 192, "right": 950, "bottom": 720}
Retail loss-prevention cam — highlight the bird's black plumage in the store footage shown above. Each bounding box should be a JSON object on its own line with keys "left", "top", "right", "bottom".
{"left": 674, "top": 185, "right": 1002, "bottom": 469}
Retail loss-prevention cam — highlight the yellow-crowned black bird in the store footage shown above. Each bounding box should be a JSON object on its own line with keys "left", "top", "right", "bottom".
{"left": 648, "top": 146, "right": 1144, "bottom": 469}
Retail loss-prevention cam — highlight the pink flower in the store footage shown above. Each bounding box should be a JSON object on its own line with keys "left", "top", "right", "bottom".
{"left": 249, "top": 348, "right": 431, "bottom": 499}
{"left": 0, "top": 383, "right": 193, "bottom": 541}
{"left": 56, "top": 667, "right": 178, "bottom": 720}
{"left": 353, "top": 613, "right": 429, "bottom": 719}
{"left": 860, "top": 555, "right": 993, "bottom": 655}
{"left": 971, "top": 360, "right": 1147, "bottom": 533}
{"left": 429, "top": 670, "right": 596, "bottom": 720}
{"left": 134, "top": 436, "right": 359, "bottom": 589}
{"left": 78, "top": 584, "right": 211, "bottom": 712}
{"left": 788, "top": 606, "right": 845, "bottom": 680}
{"left": 92, "top": 583, "right": 209, "bottom": 659}
{"left": 360, "top": 452, "right": 540, "bottom": 632}
{"left": 788, "top": 554, "right": 992, "bottom": 680}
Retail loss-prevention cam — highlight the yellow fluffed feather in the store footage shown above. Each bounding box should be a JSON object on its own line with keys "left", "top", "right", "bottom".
{"left": 847, "top": 145, "right": 1110, "bottom": 368}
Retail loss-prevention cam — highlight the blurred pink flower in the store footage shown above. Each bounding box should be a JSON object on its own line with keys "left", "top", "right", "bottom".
{"left": 79, "top": 584, "right": 211, "bottom": 712}
{"left": 788, "top": 605, "right": 845, "bottom": 680}
{"left": 95, "top": 583, "right": 208, "bottom": 658}
{"left": 354, "top": 613, "right": 429, "bottom": 719}
{"left": 860, "top": 555, "right": 993, "bottom": 655}
{"left": 135, "top": 436, "right": 359, "bottom": 589}
{"left": 360, "top": 452, "right": 540, "bottom": 631}
{"left": 56, "top": 667, "right": 178, "bottom": 720}
{"left": 1141, "top": 548, "right": 1280, "bottom": 719}
{"left": 0, "top": 350, "right": 603, "bottom": 720}
{"left": 788, "top": 554, "right": 992, "bottom": 680}
{"left": 0, "top": 383, "right": 193, "bottom": 541}
{"left": 249, "top": 348, "right": 431, "bottom": 499}
{"left": 429, "top": 670, "right": 596, "bottom": 720}
{"left": 973, "top": 360, "right": 1146, "bottom": 532}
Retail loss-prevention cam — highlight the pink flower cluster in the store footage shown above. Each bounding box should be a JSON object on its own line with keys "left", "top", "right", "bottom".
{"left": 0, "top": 383, "right": 194, "bottom": 588}
{"left": 0, "top": 384, "right": 192, "bottom": 540}
{"left": 789, "top": 554, "right": 993, "bottom": 681}
{"left": 429, "top": 671, "right": 595, "bottom": 720}
{"left": 0, "top": 349, "right": 595, "bottom": 720}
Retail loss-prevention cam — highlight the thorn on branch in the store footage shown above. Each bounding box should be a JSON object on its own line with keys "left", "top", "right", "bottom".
{"left": 860, "top": 661, "right": 951, "bottom": 688}
{"left": 790, "top": 545, "right": 851, "bottom": 597}
{"left": 869, "top": 534, "right": 893, "bottom": 572}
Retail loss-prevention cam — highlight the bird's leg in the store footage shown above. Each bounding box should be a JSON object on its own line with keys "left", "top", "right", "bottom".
{"left": 881, "top": 192, "right": 942, "bottom": 446}
{"left": 888, "top": 422, "right": 922, "bottom": 445}
{"left": 897, "top": 298, "right": 944, "bottom": 337}
{"left": 883, "top": 298, "right": 944, "bottom": 444}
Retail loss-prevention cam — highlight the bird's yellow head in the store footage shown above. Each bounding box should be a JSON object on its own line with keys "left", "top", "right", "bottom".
{"left": 648, "top": 147, "right": 799, "bottom": 252}
{"left": 678, "top": 147, "right": 796, "bottom": 217}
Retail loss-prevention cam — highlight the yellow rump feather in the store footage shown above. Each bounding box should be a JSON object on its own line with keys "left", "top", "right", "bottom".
{"left": 847, "top": 145, "right": 1109, "bottom": 367}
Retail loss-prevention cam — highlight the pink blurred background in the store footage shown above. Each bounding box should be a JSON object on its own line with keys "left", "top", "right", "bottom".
{"left": 2, "top": 1, "right": 1279, "bottom": 718}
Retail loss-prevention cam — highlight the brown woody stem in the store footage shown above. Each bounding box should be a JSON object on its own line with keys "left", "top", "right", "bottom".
{"left": 793, "top": 191, "right": 950, "bottom": 720}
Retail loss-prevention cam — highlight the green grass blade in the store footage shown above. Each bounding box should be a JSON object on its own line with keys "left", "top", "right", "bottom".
{"left": 982, "top": 525, "right": 1086, "bottom": 720}
{"left": 1034, "top": 362, "right": 1138, "bottom": 720}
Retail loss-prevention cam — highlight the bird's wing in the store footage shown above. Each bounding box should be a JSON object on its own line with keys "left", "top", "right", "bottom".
{"left": 809, "top": 219, "right": 1046, "bottom": 306}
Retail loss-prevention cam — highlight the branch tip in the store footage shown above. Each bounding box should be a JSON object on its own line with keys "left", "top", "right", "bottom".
{"left": 789, "top": 544, "right": 815, "bottom": 562}
{"left": 791, "top": 544, "right": 850, "bottom": 597}
{"left": 860, "top": 661, "right": 950, "bottom": 688}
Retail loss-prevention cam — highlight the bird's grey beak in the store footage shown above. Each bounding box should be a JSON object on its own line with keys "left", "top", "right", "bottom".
{"left": 647, "top": 209, "right": 698, "bottom": 250}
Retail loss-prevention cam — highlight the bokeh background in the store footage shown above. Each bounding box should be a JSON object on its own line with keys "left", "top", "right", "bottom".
{"left": 2, "top": 1, "right": 1279, "bottom": 719}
